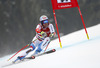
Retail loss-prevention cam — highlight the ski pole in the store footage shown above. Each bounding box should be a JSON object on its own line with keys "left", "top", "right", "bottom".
{"left": 7, "top": 36, "right": 43, "bottom": 61}
{"left": 7, "top": 44, "right": 30, "bottom": 61}
{"left": 44, "top": 41, "right": 50, "bottom": 52}
{"left": 44, "top": 44, "right": 49, "bottom": 52}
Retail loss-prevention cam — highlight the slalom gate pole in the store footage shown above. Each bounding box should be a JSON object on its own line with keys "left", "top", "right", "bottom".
{"left": 53, "top": 10, "right": 62, "bottom": 48}
{"left": 77, "top": 5, "right": 89, "bottom": 40}
{"left": 7, "top": 44, "right": 30, "bottom": 61}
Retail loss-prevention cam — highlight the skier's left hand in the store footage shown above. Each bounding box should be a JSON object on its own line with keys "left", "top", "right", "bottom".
{"left": 49, "top": 32, "right": 55, "bottom": 38}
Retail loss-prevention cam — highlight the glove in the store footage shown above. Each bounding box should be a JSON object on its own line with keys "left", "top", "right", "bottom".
{"left": 40, "top": 31, "right": 47, "bottom": 37}
{"left": 49, "top": 33, "right": 55, "bottom": 38}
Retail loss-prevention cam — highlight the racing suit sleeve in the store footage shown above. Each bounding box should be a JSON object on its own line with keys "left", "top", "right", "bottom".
{"left": 36, "top": 24, "right": 41, "bottom": 33}
{"left": 49, "top": 24, "right": 56, "bottom": 37}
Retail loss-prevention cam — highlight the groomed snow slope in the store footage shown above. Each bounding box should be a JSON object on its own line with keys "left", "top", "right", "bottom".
{"left": 0, "top": 24, "right": 100, "bottom": 68}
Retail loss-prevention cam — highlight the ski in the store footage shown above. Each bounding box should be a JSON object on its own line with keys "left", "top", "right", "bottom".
{"left": 25, "top": 49, "right": 56, "bottom": 59}
{"left": 2, "top": 49, "right": 56, "bottom": 67}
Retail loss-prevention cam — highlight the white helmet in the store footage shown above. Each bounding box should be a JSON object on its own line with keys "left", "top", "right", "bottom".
{"left": 40, "top": 15, "right": 48, "bottom": 21}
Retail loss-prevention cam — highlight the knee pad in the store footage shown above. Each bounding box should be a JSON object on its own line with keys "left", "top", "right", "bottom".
{"left": 30, "top": 43, "right": 36, "bottom": 50}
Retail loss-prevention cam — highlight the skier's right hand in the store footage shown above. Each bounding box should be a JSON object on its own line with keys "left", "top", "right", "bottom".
{"left": 40, "top": 31, "right": 47, "bottom": 37}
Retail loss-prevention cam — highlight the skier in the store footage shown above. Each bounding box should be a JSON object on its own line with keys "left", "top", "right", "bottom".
{"left": 17, "top": 15, "right": 56, "bottom": 60}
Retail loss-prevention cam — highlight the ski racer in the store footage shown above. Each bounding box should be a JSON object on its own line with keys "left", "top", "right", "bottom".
{"left": 17, "top": 15, "right": 56, "bottom": 60}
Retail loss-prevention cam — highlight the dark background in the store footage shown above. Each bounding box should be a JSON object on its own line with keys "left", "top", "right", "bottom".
{"left": 0, "top": 0, "right": 100, "bottom": 57}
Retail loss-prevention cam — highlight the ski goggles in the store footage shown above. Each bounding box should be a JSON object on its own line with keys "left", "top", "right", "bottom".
{"left": 41, "top": 20, "right": 49, "bottom": 24}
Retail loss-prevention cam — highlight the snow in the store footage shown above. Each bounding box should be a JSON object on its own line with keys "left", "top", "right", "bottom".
{"left": 0, "top": 24, "right": 100, "bottom": 68}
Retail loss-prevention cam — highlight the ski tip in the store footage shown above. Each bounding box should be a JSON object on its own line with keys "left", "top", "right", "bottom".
{"left": 31, "top": 56, "right": 35, "bottom": 59}
{"left": 52, "top": 49, "right": 56, "bottom": 52}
